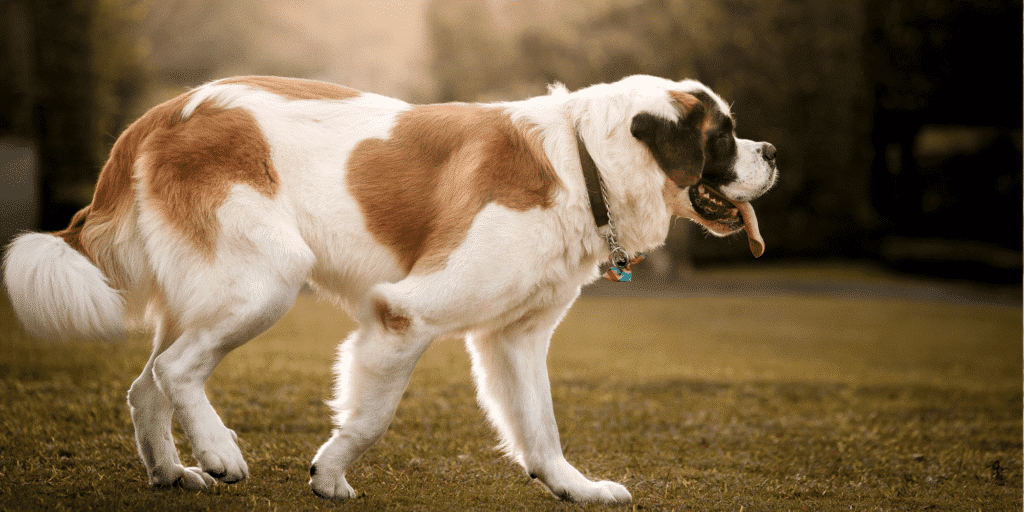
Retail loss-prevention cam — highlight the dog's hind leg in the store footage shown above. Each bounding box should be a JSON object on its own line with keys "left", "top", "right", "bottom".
{"left": 465, "top": 298, "right": 632, "bottom": 504}
{"left": 145, "top": 205, "right": 314, "bottom": 484}
{"left": 150, "top": 261, "right": 310, "bottom": 484}
{"left": 309, "top": 290, "right": 437, "bottom": 499}
{"left": 127, "top": 313, "right": 216, "bottom": 489}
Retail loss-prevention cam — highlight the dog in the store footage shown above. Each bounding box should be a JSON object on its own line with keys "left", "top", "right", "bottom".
{"left": 3, "top": 75, "right": 776, "bottom": 503}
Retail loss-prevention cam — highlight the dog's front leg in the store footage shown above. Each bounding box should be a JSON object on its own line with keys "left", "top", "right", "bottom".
{"left": 309, "top": 296, "right": 435, "bottom": 500}
{"left": 466, "top": 304, "right": 632, "bottom": 504}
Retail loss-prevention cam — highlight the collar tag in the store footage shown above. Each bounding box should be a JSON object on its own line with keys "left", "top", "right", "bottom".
{"left": 602, "top": 253, "right": 646, "bottom": 282}
{"left": 605, "top": 267, "right": 632, "bottom": 282}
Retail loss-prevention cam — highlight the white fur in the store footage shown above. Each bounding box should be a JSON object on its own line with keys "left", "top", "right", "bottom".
{"left": 4, "top": 232, "right": 125, "bottom": 339}
{"left": 722, "top": 138, "right": 778, "bottom": 202}
{"left": 2, "top": 74, "right": 775, "bottom": 504}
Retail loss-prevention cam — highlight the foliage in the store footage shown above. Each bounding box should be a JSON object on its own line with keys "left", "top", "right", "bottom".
{"left": 0, "top": 0, "right": 151, "bottom": 228}
{"left": 91, "top": 0, "right": 151, "bottom": 163}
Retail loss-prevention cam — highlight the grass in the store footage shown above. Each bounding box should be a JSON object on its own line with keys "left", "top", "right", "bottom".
{"left": 0, "top": 272, "right": 1021, "bottom": 511}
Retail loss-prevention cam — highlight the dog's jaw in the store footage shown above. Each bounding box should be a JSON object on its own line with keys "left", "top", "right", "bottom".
{"left": 662, "top": 179, "right": 765, "bottom": 257}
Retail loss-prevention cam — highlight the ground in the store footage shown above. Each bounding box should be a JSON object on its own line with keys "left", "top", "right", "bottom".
{"left": 0, "top": 263, "right": 1020, "bottom": 511}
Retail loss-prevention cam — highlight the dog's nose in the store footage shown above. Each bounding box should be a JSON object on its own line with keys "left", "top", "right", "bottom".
{"left": 760, "top": 143, "right": 776, "bottom": 162}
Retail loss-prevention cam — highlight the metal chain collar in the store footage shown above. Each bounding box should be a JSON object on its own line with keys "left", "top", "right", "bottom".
{"left": 594, "top": 168, "right": 647, "bottom": 284}
{"left": 596, "top": 172, "right": 630, "bottom": 269}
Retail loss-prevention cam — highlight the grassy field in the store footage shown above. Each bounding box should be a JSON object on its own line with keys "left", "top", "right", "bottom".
{"left": 0, "top": 271, "right": 1020, "bottom": 511}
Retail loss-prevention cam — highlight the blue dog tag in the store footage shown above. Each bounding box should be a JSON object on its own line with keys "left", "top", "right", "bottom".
{"left": 604, "top": 266, "right": 632, "bottom": 282}
{"left": 602, "top": 252, "right": 644, "bottom": 282}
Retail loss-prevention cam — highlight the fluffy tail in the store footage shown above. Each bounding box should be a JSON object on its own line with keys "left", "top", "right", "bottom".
{"left": 3, "top": 231, "right": 126, "bottom": 340}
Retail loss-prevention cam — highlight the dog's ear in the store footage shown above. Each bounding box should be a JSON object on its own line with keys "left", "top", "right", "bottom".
{"left": 630, "top": 106, "right": 705, "bottom": 188}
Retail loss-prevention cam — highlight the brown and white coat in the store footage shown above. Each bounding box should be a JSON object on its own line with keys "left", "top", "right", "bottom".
{"left": 3, "top": 74, "right": 777, "bottom": 503}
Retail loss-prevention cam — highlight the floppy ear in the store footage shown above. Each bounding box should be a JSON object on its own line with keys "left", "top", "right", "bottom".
{"left": 630, "top": 105, "right": 705, "bottom": 188}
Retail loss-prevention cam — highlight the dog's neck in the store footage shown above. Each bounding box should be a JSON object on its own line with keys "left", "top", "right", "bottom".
{"left": 570, "top": 134, "right": 671, "bottom": 260}
{"left": 508, "top": 91, "right": 672, "bottom": 268}
{"left": 576, "top": 132, "right": 641, "bottom": 280}
{"left": 560, "top": 91, "right": 672, "bottom": 259}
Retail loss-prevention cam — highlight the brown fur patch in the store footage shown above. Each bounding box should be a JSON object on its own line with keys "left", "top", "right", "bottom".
{"left": 346, "top": 104, "right": 558, "bottom": 274}
{"left": 662, "top": 176, "right": 686, "bottom": 215}
{"left": 56, "top": 93, "right": 195, "bottom": 277}
{"left": 374, "top": 300, "right": 411, "bottom": 333}
{"left": 90, "top": 95, "right": 193, "bottom": 222}
{"left": 141, "top": 99, "right": 280, "bottom": 255}
{"left": 219, "top": 76, "right": 361, "bottom": 101}
{"left": 669, "top": 90, "right": 712, "bottom": 138}
{"left": 668, "top": 90, "right": 700, "bottom": 112}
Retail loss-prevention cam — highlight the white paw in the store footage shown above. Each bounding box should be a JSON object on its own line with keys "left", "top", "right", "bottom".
{"left": 193, "top": 429, "right": 249, "bottom": 483}
{"left": 535, "top": 458, "right": 632, "bottom": 504}
{"left": 149, "top": 464, "right": 217, "bottom": 490}
{"left": 178, "top": 466, "right": 218, "bottom": 490}
{"left": 550, "top": 478, "right": 632, "bottom": 504}
{"left": 588, "top": 480, "right": 632, "bottom": 504}
{"left": 309, "top": 463, "right": 357, "bottom": 500}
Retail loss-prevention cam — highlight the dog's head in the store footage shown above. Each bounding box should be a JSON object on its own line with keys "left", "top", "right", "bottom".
{"left": 624, "top": 77, "right": 778, "bottom": 256}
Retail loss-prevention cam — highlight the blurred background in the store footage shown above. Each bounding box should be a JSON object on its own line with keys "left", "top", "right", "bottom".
{"left": 1, "top": 0, "right": 1021, "bottom": 285}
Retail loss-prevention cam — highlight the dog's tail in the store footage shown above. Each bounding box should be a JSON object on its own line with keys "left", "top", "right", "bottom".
{"left": 3, "top": 84, "right": 174, "bottom": 340}
{"left": 4, "top": 207, "right": 127, "bottom": 340}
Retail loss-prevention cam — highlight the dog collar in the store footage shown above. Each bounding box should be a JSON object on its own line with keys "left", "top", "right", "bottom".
{"left": 576, "top": 134, "right": 610, "bottom": 229}
{"left": 575, "top": 133, "right": 645, "bottom": 282}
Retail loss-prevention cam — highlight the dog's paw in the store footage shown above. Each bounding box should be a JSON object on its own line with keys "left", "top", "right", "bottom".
{"left": 193, "top": 429, "right": 249, "bottom": 483}
{"left": 178, "top": 466, "right": 218, "bottom": 490}
{"left": 536, "top": 458, "right": 632, "bottom": 504}
{"left": 585, "top": 480, "right": 632, "bottom": 504}
{"left": 309, "top": 464, "right": 357, "bottom": 500}
{"left": 149, "top": 464, "right": 217, "bottom": 490}
{"left": 552, "top": 479, "right": 632, "bottom": 504}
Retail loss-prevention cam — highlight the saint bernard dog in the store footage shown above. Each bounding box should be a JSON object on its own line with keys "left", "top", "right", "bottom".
{"left": 3, "top": 75, "right": 776, "bottom": 503}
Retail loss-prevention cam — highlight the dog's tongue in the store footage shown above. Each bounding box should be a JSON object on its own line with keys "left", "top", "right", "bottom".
{"left": 734, "top": 200, "right": 764, "bottom": 258}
